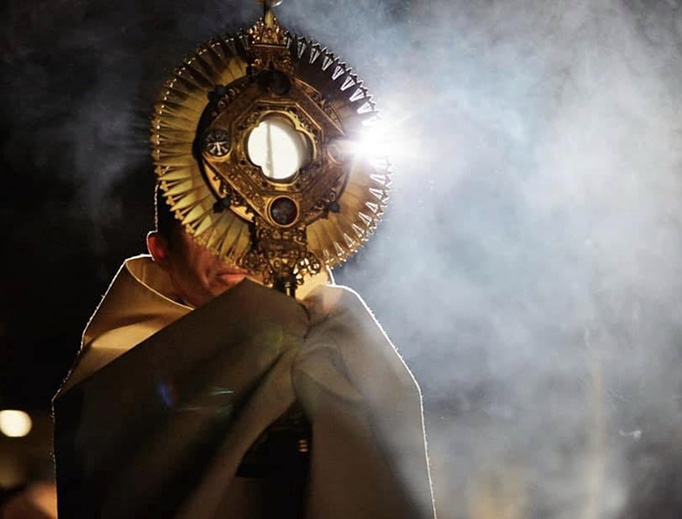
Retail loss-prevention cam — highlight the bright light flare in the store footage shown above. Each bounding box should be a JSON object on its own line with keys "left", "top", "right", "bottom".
{"left": 0, "top": 409, "right": 32, "bottom": 438}
{"left": 346, "top": 117, "right": 414, "bottom": 165}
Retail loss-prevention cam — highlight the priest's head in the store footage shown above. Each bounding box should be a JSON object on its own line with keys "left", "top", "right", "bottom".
{"left": 146, "top": 186, "right": 249, "bottom": 307}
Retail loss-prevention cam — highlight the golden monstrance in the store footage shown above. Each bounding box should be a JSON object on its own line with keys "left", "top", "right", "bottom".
{"left": 151, "top": 0, "right": 390, "bottom": 297}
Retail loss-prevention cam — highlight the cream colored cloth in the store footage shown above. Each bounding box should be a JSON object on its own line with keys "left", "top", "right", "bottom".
{"left": 58, "top": 255, "right": 192, "bottom": 394}
{"left": 54, "top": 256, "right": 436, "bottom": 518}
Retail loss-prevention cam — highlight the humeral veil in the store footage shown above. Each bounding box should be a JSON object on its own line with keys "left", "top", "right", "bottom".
{"left": 53, "top": 256, "right": 436, "bottom": 518}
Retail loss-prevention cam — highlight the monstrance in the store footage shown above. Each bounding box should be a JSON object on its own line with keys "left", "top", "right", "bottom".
{"left": 151, "top": 0, "right": 390, "bottom": 297}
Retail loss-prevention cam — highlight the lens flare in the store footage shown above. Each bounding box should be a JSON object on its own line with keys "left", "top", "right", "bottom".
{"left": 348, "top": 115, "right": 415, "bottom": 166}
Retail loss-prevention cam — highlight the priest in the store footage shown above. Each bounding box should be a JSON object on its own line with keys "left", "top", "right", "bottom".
{"left": 53, "top": 190, "right": 437, "bottom": 518}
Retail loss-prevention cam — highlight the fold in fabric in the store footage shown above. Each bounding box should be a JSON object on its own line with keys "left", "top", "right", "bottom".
{"left": 53, "top": 256, "right": 436, "bottom": 518}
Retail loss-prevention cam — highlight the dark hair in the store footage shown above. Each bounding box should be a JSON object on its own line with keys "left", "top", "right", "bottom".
{"left": 154, "top": 184, "right": 180, "bottom": 246}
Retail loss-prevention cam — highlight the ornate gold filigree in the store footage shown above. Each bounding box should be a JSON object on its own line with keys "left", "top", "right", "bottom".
{"left": 247, "top": 17, "right": 286, "bottom": 46}
{"left": 151, "top": 4, "right": 390, "bottom": 295}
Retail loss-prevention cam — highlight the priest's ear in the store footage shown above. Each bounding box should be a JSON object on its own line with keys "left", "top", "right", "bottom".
{"left": 151, "top": 184, "right": 178, "bottom": 269}
{"left": 147, "top": 231, "right": 171, "bottom": 269}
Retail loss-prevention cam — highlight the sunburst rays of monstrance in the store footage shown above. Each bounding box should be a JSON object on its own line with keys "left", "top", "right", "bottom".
{"left": 151, "top": 0, "right": 390, "bottom": 297}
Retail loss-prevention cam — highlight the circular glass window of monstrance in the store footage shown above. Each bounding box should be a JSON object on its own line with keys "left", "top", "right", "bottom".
{"left": 247, "top": 115, "right": 311, "bottom": 181}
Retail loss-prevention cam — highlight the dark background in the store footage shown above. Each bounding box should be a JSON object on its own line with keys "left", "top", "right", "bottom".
{"left": 2, "top": 0, "right": 682, "bottom": 517}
